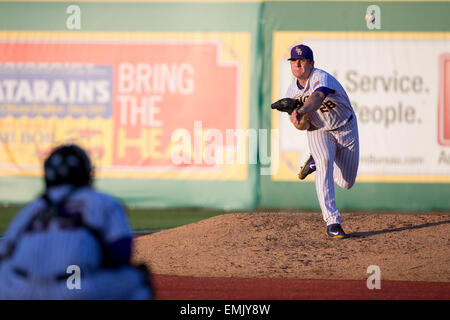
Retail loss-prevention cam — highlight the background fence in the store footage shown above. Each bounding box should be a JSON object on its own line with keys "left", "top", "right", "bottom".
{"left": 0, "top": 0, "right": 449, "bottom": 211}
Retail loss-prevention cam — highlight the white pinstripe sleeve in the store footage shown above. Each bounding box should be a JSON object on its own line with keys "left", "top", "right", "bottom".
{"left": 310, "top": 70, "right": 333, "bottom": 92}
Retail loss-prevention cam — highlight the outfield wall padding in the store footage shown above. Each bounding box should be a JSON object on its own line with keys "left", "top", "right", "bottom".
{"left": 0, "top": 1, "right": 449, "bottom": 210}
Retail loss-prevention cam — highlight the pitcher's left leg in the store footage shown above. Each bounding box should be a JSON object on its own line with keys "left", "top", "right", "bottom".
{"left": 333, "top": 118, "right": 360, "bottom": 190}
{"left": 307, "top": 130, "right": 341, "bottom": 226}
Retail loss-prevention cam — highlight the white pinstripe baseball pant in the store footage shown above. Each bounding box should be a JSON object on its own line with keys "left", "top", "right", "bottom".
{"left": 307, "top": 116, "right": 359, "bottom": 226}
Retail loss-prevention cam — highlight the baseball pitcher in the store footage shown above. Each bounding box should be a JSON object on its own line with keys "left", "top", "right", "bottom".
{"left": 272, "top": 44, "right": 360, "bottom": 239}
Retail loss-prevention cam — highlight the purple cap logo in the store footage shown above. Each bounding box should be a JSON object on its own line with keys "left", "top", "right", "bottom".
{"left": 288, "top": 44, "right": 314, "bottom": 61}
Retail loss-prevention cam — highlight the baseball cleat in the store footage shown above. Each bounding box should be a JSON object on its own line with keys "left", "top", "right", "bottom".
{"left": 326, "top": 224, "right": 346, "bottom": 239}
{"left": 298, "top": 154, "right": 316, "bottom": 180}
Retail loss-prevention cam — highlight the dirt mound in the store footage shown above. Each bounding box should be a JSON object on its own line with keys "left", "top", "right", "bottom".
{"left": 132, "top": 212, "right": 450, "bottom": 282}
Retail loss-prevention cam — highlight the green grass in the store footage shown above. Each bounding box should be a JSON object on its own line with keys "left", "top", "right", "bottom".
{"left": 126, "top": 208, "right": 226, "bottom": 233}
{"left": 0, "top": 206, "right": 19, "bottom": 235}
{"left": 0, "top": 206, "right": 226, "bottom": 236}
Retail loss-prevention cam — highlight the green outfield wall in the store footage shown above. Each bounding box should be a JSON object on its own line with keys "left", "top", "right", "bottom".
{"left": 0, "top": 1, "right": 449, "bottom": 211}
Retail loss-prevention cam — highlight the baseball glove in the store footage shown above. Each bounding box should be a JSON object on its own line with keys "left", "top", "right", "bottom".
{"left": 271, "top": 98, "right": 303, "bottom": 115}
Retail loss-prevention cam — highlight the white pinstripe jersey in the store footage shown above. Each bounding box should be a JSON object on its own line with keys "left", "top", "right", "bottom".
{"left": 0, "top": 185, "right": 132, "bottom": 279}
{"left": 284, "top": 68, "right": 355, "bottom": 131}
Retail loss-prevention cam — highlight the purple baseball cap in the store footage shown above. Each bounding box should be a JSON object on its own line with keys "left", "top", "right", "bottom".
{"left": 288, "top": 44, "right": 314, "bottom": 61}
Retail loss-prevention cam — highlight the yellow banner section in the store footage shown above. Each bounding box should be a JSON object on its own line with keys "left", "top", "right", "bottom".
{"left": 0, "top": 116, "right": 113, "bottom": 174}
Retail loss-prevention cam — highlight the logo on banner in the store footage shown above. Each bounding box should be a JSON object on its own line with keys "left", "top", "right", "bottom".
{"left": 0, "top": 63, "right": 113, "bottom": 119}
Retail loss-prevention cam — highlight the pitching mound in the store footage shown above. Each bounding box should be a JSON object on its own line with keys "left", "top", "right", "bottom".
{"left": 132, "top": 212, "right": 450, "bottom": 282}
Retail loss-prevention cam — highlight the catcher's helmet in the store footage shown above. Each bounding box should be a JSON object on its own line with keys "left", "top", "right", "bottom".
{"left": 44, "top": 144, "right": 93, "bottom": 188}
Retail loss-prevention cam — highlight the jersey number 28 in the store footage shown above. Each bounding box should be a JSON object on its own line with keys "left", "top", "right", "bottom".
{"left": 319, "top": 100, "right": 337, "bottom": 113}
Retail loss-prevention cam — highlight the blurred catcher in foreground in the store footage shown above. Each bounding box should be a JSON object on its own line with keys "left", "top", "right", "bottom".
{"left": 0, "top": 144, "right": 152, "bottom": 299}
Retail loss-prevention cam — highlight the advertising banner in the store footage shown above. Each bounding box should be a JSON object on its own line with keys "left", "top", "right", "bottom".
{"left": 0, "top": 32, "right": 251, "bottom": 181}
{"left": 271, "top": 31, "right": 450, "bottom": 183}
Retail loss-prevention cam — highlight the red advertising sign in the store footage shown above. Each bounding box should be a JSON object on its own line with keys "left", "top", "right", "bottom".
{"left": 0, "top": 41, "right": 241, "bottom": 169}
